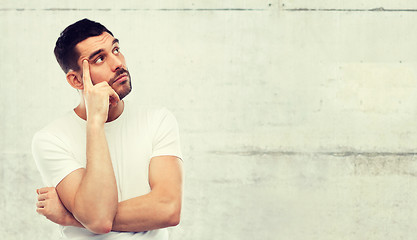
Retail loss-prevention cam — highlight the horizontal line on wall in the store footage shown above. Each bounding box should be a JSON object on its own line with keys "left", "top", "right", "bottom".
{"left": 210, "top": 150, "right": 417, "bottom": 157}
{"left": 0, "top": 8, "right": 266, "bottom": 12}
{"left": 3, "top": 7, "right": 416, "bottom": 12}
{"left": 285, "top": 7, "right": 417, "bottom": 12}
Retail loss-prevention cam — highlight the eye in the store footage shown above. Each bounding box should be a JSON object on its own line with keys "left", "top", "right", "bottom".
{"left": 95, "top": 56, "right": 104, "bottom": 64}
{"left": 113, "top": 47, "right": 120, "bottom": 54}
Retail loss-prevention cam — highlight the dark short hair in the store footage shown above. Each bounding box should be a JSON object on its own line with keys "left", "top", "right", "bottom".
{"left": 54, "top": 18, "right": 113, "bottom": 73}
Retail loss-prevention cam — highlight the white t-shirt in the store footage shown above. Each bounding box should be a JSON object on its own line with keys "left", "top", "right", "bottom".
{"left": 32, "top": 102, "right": 182, "bottom": 240}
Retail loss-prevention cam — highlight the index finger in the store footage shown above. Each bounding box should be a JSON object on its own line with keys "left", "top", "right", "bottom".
{"left": 82, "top": 60, "right": 93, "bottom": 89}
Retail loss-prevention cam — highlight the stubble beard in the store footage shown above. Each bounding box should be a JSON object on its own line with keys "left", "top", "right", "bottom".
{"left": 111, "top": 69, "right": 132, "bottom": 100}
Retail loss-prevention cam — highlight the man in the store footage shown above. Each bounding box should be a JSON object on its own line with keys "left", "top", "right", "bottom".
{"left": 32, "top": 19, "right": 183, "bottom": 239}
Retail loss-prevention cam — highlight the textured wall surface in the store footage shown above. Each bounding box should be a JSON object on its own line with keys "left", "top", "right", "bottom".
{"left": 1, "top": 1, "right": 417, "bottom": 239}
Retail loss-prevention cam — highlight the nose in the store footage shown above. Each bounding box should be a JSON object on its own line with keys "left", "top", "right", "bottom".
{"left": 109, "top": 54, "right": 123, "bottom": 72}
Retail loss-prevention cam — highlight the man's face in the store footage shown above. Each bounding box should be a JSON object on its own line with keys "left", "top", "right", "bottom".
{"left": 75, "top": 32, "right": 132, "bottom": 100}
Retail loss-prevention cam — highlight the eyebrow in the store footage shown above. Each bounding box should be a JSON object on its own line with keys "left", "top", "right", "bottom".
{"left": 87, "top": 38, "right": 120, "bottom": 61}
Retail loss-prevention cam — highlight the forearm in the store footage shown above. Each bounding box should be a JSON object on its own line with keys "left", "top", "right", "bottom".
{"left": 112, "top": 156, "right": 183, "bottom": 232}
{"left": 65, "top": 192, "right": 180, "bottom": 232}
{"left": 112, "top": 191, "right": 181, "bottom": 232}
{"left": 64, "top": 214, "right": 84, "bottom": 228}
{"left": 63, "top": 156, "right": 182, "bottom": 233}
{"left": 73, "top": 123, "right": 118, "bottom": 232}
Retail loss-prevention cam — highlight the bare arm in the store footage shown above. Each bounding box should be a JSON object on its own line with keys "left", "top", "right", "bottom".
{"left": 112, "top": 155, "right": 183, "bottom": 231}
{"left": 54, "top": 60, "right": 120, "bottom": 234}
{"left": 37, "top": 155, "right": 183, "bottom": 232}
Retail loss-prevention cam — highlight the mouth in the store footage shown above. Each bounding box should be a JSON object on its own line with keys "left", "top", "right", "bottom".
{"left": 113, "top": 73, "right": 128, "bottom": 84}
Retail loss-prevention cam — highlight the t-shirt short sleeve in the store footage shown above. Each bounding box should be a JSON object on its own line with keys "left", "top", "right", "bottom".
{"left": 32, "top": 132, "right": 84, "bottom": 187}
{"left": 150, "top": 108, "right": 183, "bottom": 160}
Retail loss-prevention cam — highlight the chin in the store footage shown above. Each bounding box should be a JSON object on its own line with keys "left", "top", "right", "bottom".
{"left": 113, "top": 73, "right": 132, "bottom": 100}
{"left": 117, "top": 84, "right": 132, "bottom": 100}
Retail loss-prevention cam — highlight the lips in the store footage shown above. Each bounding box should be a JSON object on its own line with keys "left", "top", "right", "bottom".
{"left": 114, "top": 73, "right": 128, "bottom": 84}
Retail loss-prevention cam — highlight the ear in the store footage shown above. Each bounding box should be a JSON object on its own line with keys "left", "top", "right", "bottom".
{"left": 66, "top": 70, "right": 84, "bottom": 90}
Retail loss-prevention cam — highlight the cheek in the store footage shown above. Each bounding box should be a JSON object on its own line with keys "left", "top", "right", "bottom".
{"left": 89, "top": 70, "right": 107, "bottom": 84}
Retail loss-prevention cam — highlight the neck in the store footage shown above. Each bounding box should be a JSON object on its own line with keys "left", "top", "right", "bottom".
{"left": 74, "top": 98, "right": 125, "bottom": 123}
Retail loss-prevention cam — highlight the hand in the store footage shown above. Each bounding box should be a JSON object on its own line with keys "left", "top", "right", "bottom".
{"left": 36, "top": 187, "right": 74, "bottom": 226}
{"left": 82, "top": 60, "right": 120, "bottom": 124}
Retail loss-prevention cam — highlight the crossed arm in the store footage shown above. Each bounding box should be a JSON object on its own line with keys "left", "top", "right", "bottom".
{"left": 37, "top": 155, "right": 183, "bottom": 233}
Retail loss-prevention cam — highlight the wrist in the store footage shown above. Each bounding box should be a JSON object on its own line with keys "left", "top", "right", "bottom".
{"left": 87, "top": 120, "right": 105, "bottom": 129}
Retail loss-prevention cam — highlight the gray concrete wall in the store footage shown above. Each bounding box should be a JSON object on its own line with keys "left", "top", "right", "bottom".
{"left": 1, "top": 1, "right": 417, "bottom": 239}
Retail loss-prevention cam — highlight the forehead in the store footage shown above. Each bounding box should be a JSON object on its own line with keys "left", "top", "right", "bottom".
{"left": 75, "top": 32, "right": 116, "bottom": 61}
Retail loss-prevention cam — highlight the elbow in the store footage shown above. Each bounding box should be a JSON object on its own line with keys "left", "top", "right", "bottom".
{"left": 73, "top": 209, "right": 115, "bottom": 234}
{"left": 86, "top": 220, "right": 113, "bottom": 234}
{"left": 72, "top": 198, "right": 117, "bottom": 234}
{"left": 167, "top": 211, "right": 180, "bottom": 227}
{"left": 165, "top": 202, "right": 182, "bottom": 227}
